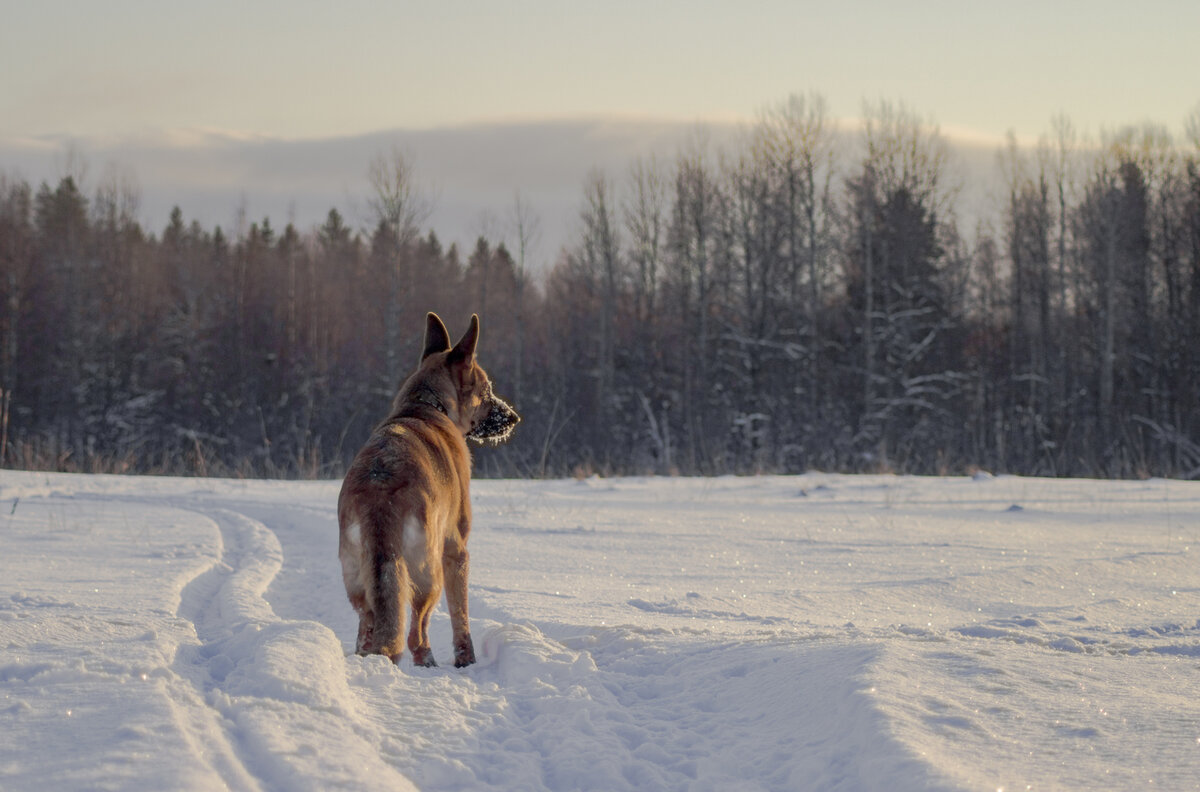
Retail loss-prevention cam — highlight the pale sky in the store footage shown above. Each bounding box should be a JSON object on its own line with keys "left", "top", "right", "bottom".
{"left": 2, "top": 0, "right": 1198, "bottom": 253}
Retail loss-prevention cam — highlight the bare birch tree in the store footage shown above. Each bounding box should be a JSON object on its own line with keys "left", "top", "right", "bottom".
{"left": 367, "top": 146, "right": 431, "bottom": 380}
{"left": 507, "top": 190, "right": 541, "bottom": 408}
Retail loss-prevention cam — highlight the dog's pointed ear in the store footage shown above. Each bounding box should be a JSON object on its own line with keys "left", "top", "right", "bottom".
{"left": 422, "top": 313, "right": 452, "bottom": 360}
{"left": 449, "top": 314, "right": 479, "bottom": 362}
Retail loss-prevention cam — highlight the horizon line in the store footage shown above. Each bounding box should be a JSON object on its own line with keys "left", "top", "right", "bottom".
{"left": 3, "top": 112, "right": 1151, "bottom": 156}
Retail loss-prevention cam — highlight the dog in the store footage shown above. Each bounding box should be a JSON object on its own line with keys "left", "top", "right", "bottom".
{"left": 338, "top": 313, "right": 519, "bottom": 667}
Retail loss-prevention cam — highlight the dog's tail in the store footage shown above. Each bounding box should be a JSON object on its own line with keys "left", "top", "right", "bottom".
{"left": 365, "top": 511, "right": 410, "bottom": 662}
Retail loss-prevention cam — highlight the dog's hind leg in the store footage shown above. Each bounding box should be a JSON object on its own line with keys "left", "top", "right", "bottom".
{"left": 407, "top": 579, "right": 441, "bottom": 667}
{"left": 443, "top": 546, "right": 476, "bottom": 667}
{"left": 341, "top": 520, "right": 378, "bottom": 655}
{"left": 349, "top": 592, "right": 375, "bottom": 655}
{"left": 404, "top": 517, "right": 442, "bottom": 667}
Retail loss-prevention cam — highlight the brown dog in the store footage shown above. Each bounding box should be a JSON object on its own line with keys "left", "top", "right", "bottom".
{"left": 338, "top": 313, "right": 518, "bottom": 667}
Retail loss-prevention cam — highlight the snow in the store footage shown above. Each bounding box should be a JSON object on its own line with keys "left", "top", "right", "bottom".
{"left": 1, "top": 471, "right": 1198, "bottom": 791}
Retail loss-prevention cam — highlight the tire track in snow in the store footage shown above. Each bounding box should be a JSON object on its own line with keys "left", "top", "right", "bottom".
{"left": 172, "top": 506, "right": 417, "bottom": 791}
{"left": 0, "top": 492, "right": 250, "bottom": 791}
{"left": 168, "top": 508, "right": 269, "bottom": 792}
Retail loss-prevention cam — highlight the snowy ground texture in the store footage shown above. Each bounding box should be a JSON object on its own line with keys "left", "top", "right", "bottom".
{"left": 1, "top": 471, "right": 1198, "bottom": 791}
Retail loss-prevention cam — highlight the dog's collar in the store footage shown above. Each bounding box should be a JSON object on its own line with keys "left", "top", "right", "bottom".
{"left": 411, "top": 388, "right": 448, "bottom": 415}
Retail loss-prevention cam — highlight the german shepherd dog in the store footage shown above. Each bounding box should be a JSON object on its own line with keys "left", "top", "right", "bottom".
{"left": 338, "top": 313, "right": 519, "bottom": 667}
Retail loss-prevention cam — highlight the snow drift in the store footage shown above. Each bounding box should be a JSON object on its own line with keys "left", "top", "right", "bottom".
{"left": 1, "top": 471, "right": 1197, "bottom": 790}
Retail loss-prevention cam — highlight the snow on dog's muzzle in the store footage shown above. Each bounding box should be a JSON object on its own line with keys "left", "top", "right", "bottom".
{"left": 468, "top": 394, "right": 519, "bottom": 445}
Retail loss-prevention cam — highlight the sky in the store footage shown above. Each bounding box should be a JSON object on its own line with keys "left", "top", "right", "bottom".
{"left": 2, "top": 0, "right": 1198, "bottom": 258}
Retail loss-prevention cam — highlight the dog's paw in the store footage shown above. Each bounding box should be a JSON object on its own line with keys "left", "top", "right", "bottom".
{"left": 355, "top": 621, "right": 375, "bottom": 655}
{"left": 410, "top": 647, "right": 438, "bottom": 668}
{"left": 453, "top": 636, "right": 476, "bottom": 668}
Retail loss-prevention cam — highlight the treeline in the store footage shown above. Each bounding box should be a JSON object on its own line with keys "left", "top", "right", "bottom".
{"left": 0, "top": 169, "right": 536, "bottom": 477}
{"left": 3, "top": 96, "right": 1200, "bottom": 478}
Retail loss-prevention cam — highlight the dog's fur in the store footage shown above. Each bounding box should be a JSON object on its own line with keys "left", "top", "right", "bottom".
{"left": 338, "top": 313, "right": 518, "bottom": 667}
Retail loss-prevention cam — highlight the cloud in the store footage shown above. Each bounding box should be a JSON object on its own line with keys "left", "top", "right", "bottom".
{"left": 1, "top": 117, "right": 1009, "bottom": 267}
{"left": 0, "top": 120, "right": 742, "bottom": 262}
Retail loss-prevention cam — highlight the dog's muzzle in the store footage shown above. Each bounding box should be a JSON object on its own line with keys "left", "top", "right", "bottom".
{"left": 468, "top": 395, "right": 520, "bottom": 445}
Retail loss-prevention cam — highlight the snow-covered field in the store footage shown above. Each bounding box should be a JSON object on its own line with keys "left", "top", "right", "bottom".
{"left": 1, "top": 470, "right": 1197, "bottom": 791}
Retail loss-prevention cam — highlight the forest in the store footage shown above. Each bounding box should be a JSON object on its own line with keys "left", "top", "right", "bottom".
{"left": 3, "top": 97, "right": 1200, "bottom": 479}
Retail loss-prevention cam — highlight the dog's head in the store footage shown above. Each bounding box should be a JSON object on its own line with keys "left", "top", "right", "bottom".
{"left": 408, "top": 313, "right": 520, "bottom": 445}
